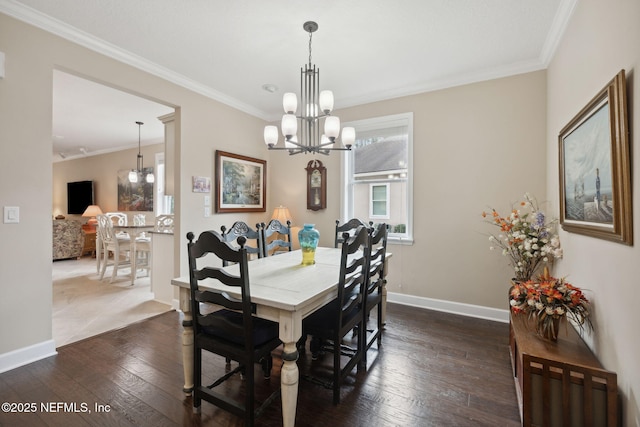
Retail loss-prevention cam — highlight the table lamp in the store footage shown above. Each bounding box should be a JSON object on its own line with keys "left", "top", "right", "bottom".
{"left": 82, "top": 205, "right": 103, "bottom": 225}
{"left": 271, "top": 205, "right": 292, "bottom": 225}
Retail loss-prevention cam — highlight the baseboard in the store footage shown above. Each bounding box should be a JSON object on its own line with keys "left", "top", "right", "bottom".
{"left": 0, "top": 340, "right": 57, "bottom": 374}
{"left": 387, "top": 292, "right": 510, "bottom": 323}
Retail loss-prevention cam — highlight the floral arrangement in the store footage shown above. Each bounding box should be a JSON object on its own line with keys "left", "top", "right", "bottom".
{"left": 509, "top": 272, "right": 592, "bottom": 339}
{"left": 482, "top": 193, "right": 563, "bottom": 282}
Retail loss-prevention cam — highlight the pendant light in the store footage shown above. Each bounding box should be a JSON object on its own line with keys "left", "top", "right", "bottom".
{"left": 128, "top": 121, "right": 154, "bottom": 183}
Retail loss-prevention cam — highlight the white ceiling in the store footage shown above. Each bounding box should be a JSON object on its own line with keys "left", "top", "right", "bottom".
{"left": 0, "top": 0, "right": 576, "bottom": 160}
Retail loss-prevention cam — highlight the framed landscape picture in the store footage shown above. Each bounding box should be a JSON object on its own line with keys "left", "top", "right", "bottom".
{"left": 117, "top": 168, "right": 154, "bottom": 211}
{"left": 558, "top": 70, "right": 632, "bottom": 245}
{"left": 215, "top": 150, "right": 266, "bottom": 213}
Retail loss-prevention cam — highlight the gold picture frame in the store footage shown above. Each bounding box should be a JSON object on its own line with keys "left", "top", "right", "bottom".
{"left": 558, "top": 70, "right": 632, "bottom": 245}
{"left": 215, "top": 151, "right": 266, "bottom": 213}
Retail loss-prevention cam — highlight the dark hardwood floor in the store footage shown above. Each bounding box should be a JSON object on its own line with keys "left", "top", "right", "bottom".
{"left": 0, "top": 303, "right": 520, "bottom": 426}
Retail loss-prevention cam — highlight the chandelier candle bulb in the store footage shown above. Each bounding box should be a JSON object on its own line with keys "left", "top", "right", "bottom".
{"left": 319, "top": 90, "right": 334, "bottom": 113}
{"left": 285, "top": 135, "right": 297, "bottom": 149}
{"left": 282, "top": 114, "right": 297, "bottom": 138}
{"left": 342, "top": 127, "right": 355, "bottom": 147}
{"left": 264, "top": 126, "right": 278, "bottom": 147}
{"left": 324, "top": 116, "right": 340, "bottom": 139}
{"left": 283, "top": 92, "right": 297, "bottom": 114}
{"left": 321, "top": 134, "right": 333, "bottom": 149}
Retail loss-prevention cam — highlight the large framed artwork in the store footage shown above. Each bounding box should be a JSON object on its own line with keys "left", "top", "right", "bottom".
{"left": 117, "top": 168, "right": 154, "bottom": 211}
{"left": 558, "top": 70, "right": 632, "bottom": 245}
{"left": 215, "top": 150, "right": 266, "bottom": 213}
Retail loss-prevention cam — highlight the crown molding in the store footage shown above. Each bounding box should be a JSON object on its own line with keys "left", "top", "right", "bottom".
{"left": 539, "top": 0, "right": 578, "bottom": 66}
{"left": 0, "top": 0, "right": 270, "bottom": 120}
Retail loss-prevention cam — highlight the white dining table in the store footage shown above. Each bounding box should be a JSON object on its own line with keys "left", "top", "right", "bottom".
{"left": 170, "top": 246, "right": 390, "bottom": 427}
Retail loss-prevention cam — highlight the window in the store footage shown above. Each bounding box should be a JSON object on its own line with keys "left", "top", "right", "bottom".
{"left": 370, "top": 183, "right": 389, "bottom": 219}
{"left": 342, "top": 113, "right": 413, "bottom": 244}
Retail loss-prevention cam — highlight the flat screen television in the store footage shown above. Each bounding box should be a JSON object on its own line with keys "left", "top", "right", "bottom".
{"left": 67, "top": 180, "right": 94, "bottom": 214}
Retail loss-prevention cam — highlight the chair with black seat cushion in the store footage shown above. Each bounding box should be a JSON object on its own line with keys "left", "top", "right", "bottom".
{"left": 220, "top": 221, "right": 264, "bottom": 266}
{"left": 187, "top": 230, "right": 282, "bottom": 426}
{"left": 334, "top": 218, "right": 369, "bottom": 248}
{"left": 362, "top": 222, "right": 388, "bottom": 369}
{"left": 302, "top": 225, "right": 370, "bottom": 404}
{"left": 261, "top": 219, "right": 292, "bottom": 257}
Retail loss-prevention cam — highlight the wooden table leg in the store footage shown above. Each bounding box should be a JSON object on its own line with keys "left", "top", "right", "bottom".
{"left": 130, "top": 239, "right": 137, "bottom": 286}
{"left": 179, "top": 288, "right": 194, "bottom": 395}
{"left": 280, "top": 341, "right": 299, "bottom": 427}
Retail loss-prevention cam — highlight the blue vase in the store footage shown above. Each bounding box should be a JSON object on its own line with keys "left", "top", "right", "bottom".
{"left": 298, "top": 224, "right": 320, "bottom": 265}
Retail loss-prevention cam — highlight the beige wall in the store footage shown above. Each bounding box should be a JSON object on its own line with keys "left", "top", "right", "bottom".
{"left": 270, "top": 71, "right": 548, "bottom": 307}
{"left": 547, "top": 1, "right": 640, "bottom": 424}
{"left": 53, "top": 143, "right": 164, "bottom": 223}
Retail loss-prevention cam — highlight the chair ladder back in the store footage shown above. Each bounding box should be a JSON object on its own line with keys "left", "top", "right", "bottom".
{"left": 334, "top": 218, "right": 369, "bottom": 248}
{"left": 337, "top": 227, "right": 370, "bottom": 328}
{"left": 220, "top": 221, "right": 264, "bottom": 266}
{"left": 187, "top": 231, "right": 253, "bottom": 339}
{"left": 96, "top": 214, "right": 118, "bottom": 243}
{"left": 155, "top": 214, "right": 174, "bottom": 232}
{"left": 262, "top": 219, "right": 292, "bottom": 257}
{"left": 367, "top": 223, "right": 388, "bottom": 296}
{"left": 105, "top": 212, "right": 127, "bottom": 226}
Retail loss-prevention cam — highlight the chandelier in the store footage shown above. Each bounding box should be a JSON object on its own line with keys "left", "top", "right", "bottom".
{"left": 263, "top": 21, "right": 355, "bottom": 155}
{"left": 128, "top": 121, "right": 155, "bottom": 183}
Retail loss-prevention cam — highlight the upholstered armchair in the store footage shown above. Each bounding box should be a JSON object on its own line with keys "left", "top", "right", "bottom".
{"left": 52, "top": 219, "right": 85, "bottom": 260}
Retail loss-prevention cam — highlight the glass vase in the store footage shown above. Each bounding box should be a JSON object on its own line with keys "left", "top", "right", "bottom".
{"left": 298, "top": 224, "right": 320, "bottom": 266}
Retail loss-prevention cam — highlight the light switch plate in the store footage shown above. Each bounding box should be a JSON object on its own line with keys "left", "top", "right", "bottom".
{"left": 204, "top": 206, "right": 210, "bottom": 217}
{"left": 204, "top": 195, "right": 211, "bottom": 206}
{"left": 4, "top": 206, "right": 19, "bottom": 223}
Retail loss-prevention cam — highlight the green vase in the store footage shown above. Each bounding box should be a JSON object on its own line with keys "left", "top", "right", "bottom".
{"left": 298, "top": 224, "right": 320, "bottom": 265}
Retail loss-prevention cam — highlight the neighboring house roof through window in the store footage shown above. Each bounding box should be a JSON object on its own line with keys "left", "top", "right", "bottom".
{"left": 354, "top": 137, "right": 407, "bottom": 175}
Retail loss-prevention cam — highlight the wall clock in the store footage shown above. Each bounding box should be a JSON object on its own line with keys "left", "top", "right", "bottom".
{"left": 305, "top": 159, "right": 326, "bottom": 211}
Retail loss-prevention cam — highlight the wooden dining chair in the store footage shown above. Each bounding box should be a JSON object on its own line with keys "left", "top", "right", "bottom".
{"left": 155, "top": 214, "right": 174, "bottom": 233}
{"left": 302, "top": 225, "right": 370, "bottom": 404}
{"left": 334, "top": 218, "right": 369, "bottom": 247}
{"left": 96, "top": 212, "right": 129, "bottom": 272}
{"left": 220, "top": 221, "right": 264, "bottom": 266}
{"left": 362, "top": 222, "right": 388, "bottom": 369}
{"left": 96, "top": 214, "right": 132, "bottom": 283}
{"left": 186, "top": 231, "right": 281, "bottom": 426}
{"left": 261, "top": 219, "right": 292, "bottom": 257}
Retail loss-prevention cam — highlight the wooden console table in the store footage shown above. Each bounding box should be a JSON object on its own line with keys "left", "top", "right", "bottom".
{"left": 81, "top": 223, "right": 96, "bottom": 257}
{"left": 509, "top": 313, "right": 617, "bottom": 426}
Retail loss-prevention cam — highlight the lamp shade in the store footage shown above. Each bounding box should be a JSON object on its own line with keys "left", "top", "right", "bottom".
{"left": 82, "top": 205, "right": 103, "bottom": 225}
{"left": 264, "top": 125, "right": 278, "bottom": 146}
{"left": 341, "top": 126, "right": 356, "bottom": 148}
{"left": 319, "top": 90, "right": 334, "bottom": 113}
{"left": 324, "top": 116, "right": 340, "bottom": 139}
{"left": 271, "top": 206, "right": 292, "bottom": 225}
{"left": 82, "top": 205, "right": 103, "bottom": 218}
{"left": 285, "top": 135, "right": 297, "bottom": 149}
{"left": 283, "top": 92, "right": 297, "bottom": 114}
{"left": 281, "top": 114, "right": 297, "bottom": 138}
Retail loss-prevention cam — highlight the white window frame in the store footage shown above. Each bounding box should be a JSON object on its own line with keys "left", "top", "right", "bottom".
{"left": 341, "top": 112, "right": 414, "bottom": 245}
{"left": 369, "top": 183, "right": 390, "bottom": 219}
